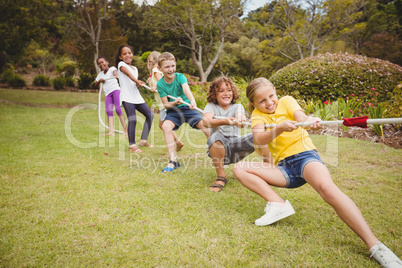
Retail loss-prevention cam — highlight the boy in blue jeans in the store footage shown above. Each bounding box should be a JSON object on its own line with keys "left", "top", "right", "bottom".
{"left": 157, "top": 52, "right": 210, "bottom": 172}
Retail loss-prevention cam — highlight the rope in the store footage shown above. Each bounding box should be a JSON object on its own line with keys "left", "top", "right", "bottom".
{"left": 258, "top": 118, "right": 402, "bottom": 128}
{"left": 166, "top": 95, "right": 248, "bottom": 124}
{"left": 164, "top": 95, "right": 402, "bottom": 128}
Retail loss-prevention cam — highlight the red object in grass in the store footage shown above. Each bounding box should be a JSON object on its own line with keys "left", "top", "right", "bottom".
{"left": 342, "top": 116, "right": 369, "bottom": 128}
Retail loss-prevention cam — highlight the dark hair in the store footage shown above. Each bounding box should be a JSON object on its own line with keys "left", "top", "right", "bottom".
{"left": 207, "top": 76, "right": 239, "bottom": 104}
{"left": 96, "top": 56, "right": 107, "bottom": 64}
{"left": 115, "top": 45, "right": 133, "bottom": 67}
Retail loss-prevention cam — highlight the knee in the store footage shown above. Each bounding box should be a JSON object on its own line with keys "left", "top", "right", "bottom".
{"left": 317, "top": 182, "right": 341, "bottom": 202}
{"left": 232, "top": 162, "right": 244, "bottom": 179}
{"left": 161, "top": 123, "right": 172, "bottom": 133}
{"left": 106, "top": 112, "right": 113, "bottom": 117}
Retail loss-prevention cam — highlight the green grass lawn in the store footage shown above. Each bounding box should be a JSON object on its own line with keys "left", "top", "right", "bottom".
{"left": 0, "top": 88, "right": 401, "bottom": 267}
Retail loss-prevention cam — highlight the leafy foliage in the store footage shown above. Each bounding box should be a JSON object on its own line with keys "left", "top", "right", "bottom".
{"left": 270, "top": 53, "right": 402, "bottom": 103}
{"left": 7, "top": 74, "right": 26, "bottom": 88}
{"left": 78, "top": 73, "right": 94, "bottom": 89}
{"left": 51, "top": 77, "right": 66, "bottom": 90}
{"left": 33, "top": 74, "right": 51, "bottom": 86}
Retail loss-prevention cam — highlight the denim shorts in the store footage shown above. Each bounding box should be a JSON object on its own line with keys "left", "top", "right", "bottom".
{"left": 165, "top": 106, "right": 203, "bottom": 130}
{"left": 277, "top": 150, "right": 324, "bottom": 189}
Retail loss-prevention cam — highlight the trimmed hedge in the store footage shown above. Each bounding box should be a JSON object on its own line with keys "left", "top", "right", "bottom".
{"left": 270, "top": 53, "right": 402, "bottom": 103}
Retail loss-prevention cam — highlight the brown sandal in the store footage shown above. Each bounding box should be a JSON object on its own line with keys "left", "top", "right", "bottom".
{"left": 129, "top": 145, "right": 143, "bottom": 153}
{"left": 209, "top": 176, "right": 227, "bottom": 192}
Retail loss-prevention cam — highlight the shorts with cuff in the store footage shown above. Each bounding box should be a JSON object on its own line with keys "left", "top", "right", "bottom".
{"left": 160, "top": 109, "right": 167, "bottom": 121}
{"left": 165, "top": 106, "right": 203, "bottom": 130}
{"left": 207, "top": 132, "right": 255, "bottom": 165}
{"left": 277, "top": 150, "right": 324, "bottom": 189}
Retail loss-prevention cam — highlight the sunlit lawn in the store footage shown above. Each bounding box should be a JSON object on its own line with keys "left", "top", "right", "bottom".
{"left": 0, "top": 88, "right": 401, "bottom": 267}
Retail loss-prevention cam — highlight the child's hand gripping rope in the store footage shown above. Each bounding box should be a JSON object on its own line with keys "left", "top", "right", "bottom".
{"left": 167, "top": 95, "right": 250, "bottom": 127}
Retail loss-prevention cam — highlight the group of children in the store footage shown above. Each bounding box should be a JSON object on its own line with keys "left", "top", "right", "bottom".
{"left": 95, "top": 45, "right": 401, "bottom": 267}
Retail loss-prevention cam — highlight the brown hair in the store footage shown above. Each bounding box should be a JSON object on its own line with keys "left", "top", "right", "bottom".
{"left": 158, "top": 52, "right": 175, "bottom": 67}
{"left": 246, "top": 77, "right": 275, "bottom": 113}
{"left": 207, "top": 76, "right": 239, "bottom": 104}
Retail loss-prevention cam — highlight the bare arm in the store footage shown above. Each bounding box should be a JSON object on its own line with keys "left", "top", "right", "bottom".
{"left": 94, "top": 79, "right": 104, "bottom": 88}
{"left": 293, "top": 110, "right": 323, "bottom": 130}
{"left": 119, "top": 66, "right": 145, "bottom": 88}
{"left": 252, "top": 121, "right": 298, "bottom": 146}
{"left": 161, "top": 95, "right": 182, "bottom": 109}
{"left": 202, "top": 112, "right": 237, "bottom": 128}
{"left": 150, "top": 71, "right": 162, "bottom": 93}
{"left": 182, "top": 83, "right": 197, "bottom": 109}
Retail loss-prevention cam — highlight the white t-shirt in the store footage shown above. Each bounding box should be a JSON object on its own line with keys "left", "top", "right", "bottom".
{"left": 117, "top": 61, "right": 145, "bottom": 105}
{"left": 203, "top": 103, "right": 245, "bottom": 137}
{"left": 95, "top": 67, "right": 120, "bottom": 96}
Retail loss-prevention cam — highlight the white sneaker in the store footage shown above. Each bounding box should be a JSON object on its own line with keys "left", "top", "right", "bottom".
{"left": 255, "top": 200, "right": 295, "bottom": 226}
{"left": 370, "top": 242, "right": 402, "bottom": 268}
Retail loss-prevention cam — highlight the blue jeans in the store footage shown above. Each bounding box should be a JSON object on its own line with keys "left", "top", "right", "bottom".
{"left": 277, "top": 150, "right": 324, "bottom": 189}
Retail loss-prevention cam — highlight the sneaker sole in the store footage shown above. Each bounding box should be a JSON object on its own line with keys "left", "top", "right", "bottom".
{"left": 255, "top": 208, "right": 296, "bottom": 226}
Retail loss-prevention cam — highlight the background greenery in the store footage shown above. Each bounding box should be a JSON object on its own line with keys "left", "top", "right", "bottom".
{"left": 0, "top": 88, "right": 401, "bottom": 266}
{"left": 0, "top": 0, "right": 401, "bottom": 85}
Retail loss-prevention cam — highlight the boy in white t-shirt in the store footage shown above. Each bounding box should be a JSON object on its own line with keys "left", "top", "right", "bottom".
{"left": 95, "top": 57, "right": 127, "bottom": 136}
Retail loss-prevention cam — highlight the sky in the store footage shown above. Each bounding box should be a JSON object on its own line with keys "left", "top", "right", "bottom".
{"left": 245, "top": 0, "right": 268, "bottom": 14}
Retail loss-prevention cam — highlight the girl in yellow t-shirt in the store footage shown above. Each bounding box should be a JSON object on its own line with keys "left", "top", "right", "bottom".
{"left": 233, "top": 77, "right": 401, "bottom": 267}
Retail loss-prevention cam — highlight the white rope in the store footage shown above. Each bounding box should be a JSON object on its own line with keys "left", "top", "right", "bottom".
{"left": 166, "top": 95, "right": 250, "bottom": 125}
{"left": 256, "top": 118, "right": 402, "bottom": 128}
{"left": 165, "top": 95, "right": 402, "bottom": 128}
{"left": 98, "top": 79, "right": 124, "bottom": 134}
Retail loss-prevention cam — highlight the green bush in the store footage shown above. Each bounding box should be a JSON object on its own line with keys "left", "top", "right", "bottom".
{"left": 52, "top": 76, "right": 66, "bottom": 90}
{"left": 0, "top": 66, "right": 15, "bottom": 83}
{"left": 270, "top": 53, "right": 402, "bottom": 103}
{"left": 33, "top": 74, "right": 51, "bottom": 86}
{"left": 64, "top": 76, "right": 75, "bottom": 87}
{"left": 8, "top": 74, "right": 26, "bottom": 87}
{"left": 60, "top": 60, "right": 76, "bottom": 77}
{"left": 77, "top": 73, "right": 94, "bottom": 89}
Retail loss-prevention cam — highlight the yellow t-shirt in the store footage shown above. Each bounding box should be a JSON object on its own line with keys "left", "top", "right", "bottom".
{"left": 150, "top": 67, "right": 164, "bottom": 110}
{"left": 251, "top": 96, "right": 316, "bottom": 165}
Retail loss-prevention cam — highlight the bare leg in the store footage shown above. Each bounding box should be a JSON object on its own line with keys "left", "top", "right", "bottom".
{"left": 159, "top": 119, "right": 183, "bottom": 151}
{"left": 103, "top": 117, "right": 115, "bottom": 136}
{"left": 118, "top": 114, "right": 127, "bottom": 134}
{"left": 233, "top": 161, "right": 287, "bottom": 203}
{"left": 209, "top": 141, "right": 227, "bottom": 192}
{"left": 195, "top": 121, "right": 210, "bottom": 139}
{"left": 303, "top": 162, "right": 378, "bottom": 249}
{"left": 162, "top": 120, "right": 178, "bottom": 168}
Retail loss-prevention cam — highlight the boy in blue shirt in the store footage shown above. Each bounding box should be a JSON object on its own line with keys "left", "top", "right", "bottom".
{"left": 157, "top": 52, "right": 210, "bottom": 172}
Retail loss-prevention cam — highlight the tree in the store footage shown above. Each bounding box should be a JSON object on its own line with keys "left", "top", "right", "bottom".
{"left": 149, "top": 0, "right": 245, "bottom": 82}
{"left": 0, "top": 0, "right": 64, "bottom": 64}
{"left": 246, "top": 0, "right": 367, "bottom": 61}
{"left": 65, "top": 0, "right": 125, "bottom": 73}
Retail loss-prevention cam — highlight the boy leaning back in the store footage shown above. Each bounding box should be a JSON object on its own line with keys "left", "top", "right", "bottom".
{"left": 157, "top": 52, "right": 210, "bottom": 172}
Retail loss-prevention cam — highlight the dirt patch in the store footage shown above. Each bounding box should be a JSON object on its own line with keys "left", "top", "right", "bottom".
{"left": 308, "top": 124, "right": 402, "bottom": 149}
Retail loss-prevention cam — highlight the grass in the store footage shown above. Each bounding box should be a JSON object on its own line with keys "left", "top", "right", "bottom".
{"left": 0, "top": 88, "right": 401, "bottom": 267}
